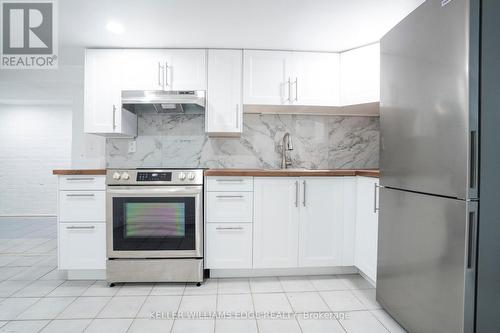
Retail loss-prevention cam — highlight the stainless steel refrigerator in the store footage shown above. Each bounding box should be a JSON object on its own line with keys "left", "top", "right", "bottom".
{"left": 378, "top": 0, "right": 500, "bottom": 332}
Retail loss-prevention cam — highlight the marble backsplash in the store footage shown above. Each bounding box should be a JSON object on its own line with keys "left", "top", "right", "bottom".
{"left": 106, "top": 113, "right": 379, "bottom": 169}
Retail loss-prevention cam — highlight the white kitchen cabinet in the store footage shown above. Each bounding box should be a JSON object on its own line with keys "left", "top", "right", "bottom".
{"left": 340, "top": 43, "right": 380, "bottom": 106}
{"left": 121, "top": 49, "right": 207, "bottom": 91}
{"left": 243, "top": 50, "right": 340, "bottom": 106}
{"left": 59, "top": 191, "right": 106, "bottom": 222}
{"left": 206, "top": 223, "right": 253, "bottom": 269}
{"left": 59, "top": 222, "right": 106, "bottom": 270}
{"left": 206, "top": 49, "right": 243, "bottom": 136}
{"left": 354, "top": 176, "right": 379, "bottom": 283}
{"left": 244, "top": 50, "right": 293, "bottom": 105}
{"left": 253, "top": 177, "right": 299, "bottom": 268}
{"left": 298, "top": 177, "right": 344, "bottom": 267}
{"left": 293, "top": 52, "right": 340, "bottom": 106}
{"left": 84, "top": 49, "right": 137, "bottom": 137}
{"left": 206, "top": 192, "right": 253, "bottom": 223}
{"left": 206, "top": 176, "right": 253, "bottom": 192}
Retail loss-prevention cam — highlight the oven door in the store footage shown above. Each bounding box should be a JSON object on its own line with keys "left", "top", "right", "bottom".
{"left": 106, "top": 186, "right": 203, "bottom": 258}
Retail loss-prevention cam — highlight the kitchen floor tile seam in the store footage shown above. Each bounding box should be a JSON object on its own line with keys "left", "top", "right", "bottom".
{"left": 312, "top": 277, "right": 353, "bottom": 331}
{"left": 279, "top": 279, "right": 305, "bottom": 333}
{"left": 248, "top": 285, "right": 260, "bottom": 333}
{"left": 349, "top": 288, "right": 377, "bottom": 310}
{"left": 22, "top": 239, "right": 57, "bottom": 255}
{"left": 369, "top": 310, "right": 402, "bottom": 333}
{"left": 166, "top": 281, "right": 187, "bottom": 333}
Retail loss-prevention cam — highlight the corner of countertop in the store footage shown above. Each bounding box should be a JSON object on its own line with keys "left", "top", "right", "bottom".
{"left": 52, "top": 169, "right": 107, "bottom": 175}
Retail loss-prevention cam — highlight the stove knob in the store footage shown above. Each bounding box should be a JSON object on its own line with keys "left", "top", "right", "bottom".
{"left": 178, "top": 172, "right": 186, "bottom": 181}
{"left": 112, "top": 172, "right": 121, "bottom": 180}
{"left": 121, "top": 172, "right": 130, "bottom": 180}
{"left": 187, "top": 172, "right": 196, "bottom": 181}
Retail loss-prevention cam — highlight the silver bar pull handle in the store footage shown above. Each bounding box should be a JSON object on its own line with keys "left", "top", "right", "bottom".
{"left": 66, "top": 178, "right": 95, "bottom": 181}
{"left": 294, "top": 77, "right": 298, "bottom": 101}
{"left": 66, "top": 194, "right": 95, "bottom": 197}
{"left": 216, "top": 227, "right": 244, "bottom": 231}
{"left": 216, "top": 195, "right": 244, "bottom": 198}
{"left": 236, "top": 104, "right": 239, "bottom": 129}
{"left": 467, "top": 209, "right": 478, "bottom": 269}
{"left": 469, "top": 130, "right": 478, "bottom": 191}
{"left": 374, "top": 183, "right": 379, "bottom": 213}
{"left": 112, "top": 105, "right": 116, "bottom": 131}
{"left": 66, "top": 225, "right": 95, "bottom": 230}
{"left": 302, "top": 180, "right": 306, "bottom": 206}
{"left": 165, "top": 61, "right": 169, "bottom": 88}
{"left": 295, "top": 181, "right": 299, "bottom": 207}
{"left": 158, "top": 62, "right": 162, "bottom": 87}
{"left": 287, "top": 77, "right": 292, "bottom": 102}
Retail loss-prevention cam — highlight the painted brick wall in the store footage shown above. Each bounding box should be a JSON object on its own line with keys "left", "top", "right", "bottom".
{"left": 0, "top": 105, "right": 72, "bottom": 216}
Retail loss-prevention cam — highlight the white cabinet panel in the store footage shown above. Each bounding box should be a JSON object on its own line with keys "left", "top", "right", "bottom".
{"left": 206, "top": 176, "right": 253, "bottom": 192}
{"left": 206, "top": 192, "right": 253, "bottom": 223}
{"left": 207, "top": 49, "right": 242, "bottom": 135}
{"left": 59, "top": 222, "right": 106, "bottom": 270}
{"left": 298, "top": 177, "right": 344, "bottom": 267}
{"left": 58, "top": 175, "right": 105, "bottom": 191}
{"left": 253, "top": 177, "right": 299, "bottom": 268}
{"left": 340, "top": 43, "right": 380, "bottom": 106}
{"left": 167, "top": 49, "right": 207, "bottom": 91}
{"left": 293, "top": 52, "right": 340, "bottom": 106}
{"left": 121, "top": 49, "right": 168, "bottom": 91}
{"left": 59, "top": 191, "right": 106, "bottom": 222}
{"left": 206, "top": 223, "right": 252, "bottom": 269}
{"left": 342, "top": 177, "right": 357, "bottom": 266}
{"left": 244, "top": 50, "right": 293, "bottom": 105}
{"left": 355, "top": 176, "right": 379, "bottom": 283}
{"left": 84, "top": 49, "right": 137, "bottom": 137}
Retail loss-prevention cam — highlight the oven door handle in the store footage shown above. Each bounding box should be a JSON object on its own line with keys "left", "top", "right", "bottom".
{"left": 107, "top": 186, "right": 203, "bottom": 196}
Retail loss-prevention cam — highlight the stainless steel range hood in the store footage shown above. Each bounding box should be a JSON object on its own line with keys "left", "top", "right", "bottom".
{"left": 121, "top": 90, "right": 205, "bottom": 114}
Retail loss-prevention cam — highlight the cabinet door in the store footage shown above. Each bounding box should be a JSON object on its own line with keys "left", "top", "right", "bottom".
{"left": 165, "top": 49, "right": 207, "bottom": 91}
{"left": 121, "top": 49, "right": 167, "bottom": 91}
{"left": 59, "top": 222, "right": 106, "bottom": 270}
{"left": 206, "top": 49, "right": 242, "bottom": 135}
{"left": 354, "top": 176, "right": 379, "bottom": 283}
{"left": 340, "top": 43, "right": 380, "bottom": 106}
{"left": 206, "top": 223, "right": 252, "bottom": 269}
{"left": 293, "top": 52, "right": 340, "bottom": 106}
{"left": 243, "top": 50, "right": 293, "bottom": 105}
{"left": 298, "top": 177, "right": 344, "bottom": 267}
{"left": 253, "top": 178, "right": 299, "bottom": 268}
{"left": 84, "top": 49, "right": 122, "bottom": 134}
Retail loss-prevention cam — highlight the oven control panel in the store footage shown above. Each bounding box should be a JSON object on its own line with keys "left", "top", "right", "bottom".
{"left": 137, "top": 172, "right": 172, "bottom": 182}
{"left": 106, "top": 169, "right": 204, "bottom": 186}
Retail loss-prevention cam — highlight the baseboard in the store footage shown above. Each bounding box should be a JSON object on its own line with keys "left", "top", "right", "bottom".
{"left": 209, "top": 266, "right": 358, "bottom": 278}
{"left": 0, "top": 214, "right": 56, "bottom": 217}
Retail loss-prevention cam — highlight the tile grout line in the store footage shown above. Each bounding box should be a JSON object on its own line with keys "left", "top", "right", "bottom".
{"left": 278, "top": 276, "right": 304, "bottom": 333}
{"left": 169, "top": 281, "right": 187, "bottom": 333}
{"left": 309, "top": 275, "right": 348, "bottom": 333}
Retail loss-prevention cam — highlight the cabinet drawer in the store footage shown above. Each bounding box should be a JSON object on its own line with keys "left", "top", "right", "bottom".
{"left": 59, "top": 191, "right": 105, "bottom": 222}
{"left": 206, "top": 192, "right": 253, "bottom": 223}
{"left": 59, "top": 222, "right": 106, "bottom": 270}
{"left": 59, "top": 175, "right": 105, "bottom": 191}
{"left": 206, "top": 223, "right": 252, "bottom": 269}
{"left": 206, "top": 177, "right": 253, "bottom": 192}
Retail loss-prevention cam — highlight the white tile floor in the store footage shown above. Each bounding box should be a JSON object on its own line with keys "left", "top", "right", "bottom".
{"left": 0, "top": 217, "right": 408, "bottom": 333}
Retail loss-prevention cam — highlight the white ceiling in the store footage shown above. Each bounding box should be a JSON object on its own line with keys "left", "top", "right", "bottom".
{"left": 59, "top": 0, "right": 424, "bottom": 52}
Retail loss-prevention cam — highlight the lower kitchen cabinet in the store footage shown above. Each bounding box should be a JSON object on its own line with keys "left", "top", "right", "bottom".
{"left": 205, "top": 223, "right": 253, "bottom": 269}
{"left": 59, "top": 222, "right": 106, "bottom": 270}
{"left": 354, "top": 176, "right": 379, "bottom": 283}
{"left": 253, "top": 178, "right": 299, "bottom": 268}
{"left": 298, "top": 177, "right": 344, "bottom": 267}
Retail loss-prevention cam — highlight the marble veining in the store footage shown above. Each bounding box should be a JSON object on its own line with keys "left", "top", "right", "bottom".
{"left": 106, "top": 113, "right": 379, "bottom": 169}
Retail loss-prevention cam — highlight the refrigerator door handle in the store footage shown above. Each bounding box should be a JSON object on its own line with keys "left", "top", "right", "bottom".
{"left": 469, "top": 130, "right": 478, "bottom": 193}
{"left": 466, "top": 205, "right": 478, "bottom": 270}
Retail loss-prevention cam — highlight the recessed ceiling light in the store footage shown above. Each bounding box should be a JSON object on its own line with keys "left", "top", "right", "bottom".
{"left": 106, "top": 21, "right": 124, "bottom": 34}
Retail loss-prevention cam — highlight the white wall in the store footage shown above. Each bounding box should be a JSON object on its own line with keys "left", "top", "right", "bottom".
{"left": 0, "top": 105, "right": 72, "bottom": 216}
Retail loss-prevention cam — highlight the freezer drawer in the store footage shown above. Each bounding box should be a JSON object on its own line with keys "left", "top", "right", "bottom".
{"left": 377, "top": 187, "right": 476, "bottom": 333}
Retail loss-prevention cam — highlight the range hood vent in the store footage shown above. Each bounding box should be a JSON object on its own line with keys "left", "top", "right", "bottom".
{"left": 121, "top": 90, "right": 205, "bottom": 114}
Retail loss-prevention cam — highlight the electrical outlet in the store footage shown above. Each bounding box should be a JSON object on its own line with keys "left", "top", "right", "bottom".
{"left": 128, "top": 141, "right": 137, "bottom": 153}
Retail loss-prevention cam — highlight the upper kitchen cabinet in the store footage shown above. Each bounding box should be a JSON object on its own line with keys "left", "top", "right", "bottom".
{"left": 206, "top": 49, "right": 243, "bottom": 136}
{"left": 243, "top": 50, "right": 340, "bottom": 106}
{"left": 340, "top": 43, "right": 380, "bottom": 106}
{"left": 243, "top": 50, "right": 292, "bottom": 105}
{"left": 121, "top": 49, "right": 207, "bottom": 91}
{"left": 84, "top": 49, "right": 137, "bottom": 137}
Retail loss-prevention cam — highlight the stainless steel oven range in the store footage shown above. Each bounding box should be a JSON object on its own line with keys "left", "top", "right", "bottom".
{"left": 106, "top": 168, "right": 204, "bottom": 286}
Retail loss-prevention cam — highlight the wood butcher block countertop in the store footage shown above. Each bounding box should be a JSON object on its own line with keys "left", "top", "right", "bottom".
{"left": 52, "top": 169, "right": 107, "bottom": 175}
{"left": 204, "top": 169, "right": 379, "bottom": 178}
